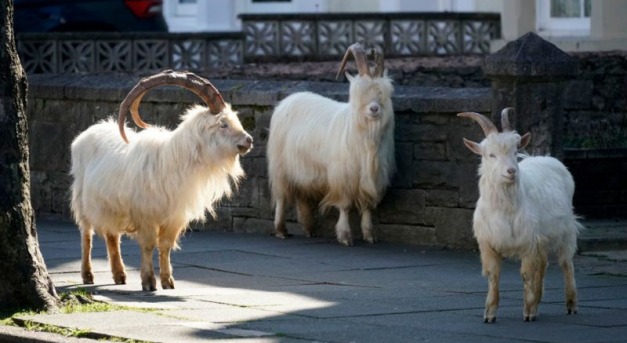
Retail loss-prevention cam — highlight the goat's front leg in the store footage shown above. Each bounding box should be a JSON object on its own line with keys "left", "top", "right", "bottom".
{"left": 559, "top": 256, "right": 578, "bottom": 315}
{"left": 296, "top": 198, "right": 315, "bottom": 238}
{"left": 336, "top": 207, "right": 353, "bottom": 246}
{"left": 521, "top": 251, "right": 548, "bottom": 321}
{"left": 479, "top": 241, "right": 502, "bottom": 323}
{"left": 137, "top": 229, "right": 157, "bottom": 291}
{"left": 360, "top": 209, "right": 376, "bottom": 243}
{"left": 105, "top": 232, "right": 126, "bottom": 285}
{"left": 158, "top": 226, "right": 182, "bottom": 289}
{"left": 274, "top": 197, "right": 290, "bottom": 239}
{"left": 79, "top": 222, "right": 94, "bottom": 284}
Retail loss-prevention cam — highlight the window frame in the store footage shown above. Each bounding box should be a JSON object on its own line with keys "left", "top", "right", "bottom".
{"left": 536, "top": 0, "right": 590, "bottom": 36}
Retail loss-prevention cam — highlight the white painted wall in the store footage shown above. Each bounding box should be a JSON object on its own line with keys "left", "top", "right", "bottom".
{"left": 164, "top": 0, "right": 237, "bottom": 32}
{"left": 164, "top": 0, "right": 500, "bottom": 33}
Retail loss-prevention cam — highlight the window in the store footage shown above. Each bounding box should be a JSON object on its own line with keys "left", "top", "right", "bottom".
{"left": 537, "top": 0, "right": 591, "bottom": 36}
{"left": 550, "top": 0, "right": 591, "bottom": 18}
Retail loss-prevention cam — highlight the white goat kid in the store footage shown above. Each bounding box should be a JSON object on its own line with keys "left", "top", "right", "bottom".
{"left": 459, "top": 108, "right": 582, "bottom": 323}
{"left": 267, "top": 43, "right": 395, "bottom": 246}
{"left": 71, "top": 70, "right": 253, "bottom": 291}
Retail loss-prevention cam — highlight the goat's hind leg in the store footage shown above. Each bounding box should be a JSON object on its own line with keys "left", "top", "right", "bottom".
{"left": 360, "top": 209, "right": 376, "bottom": 244}
{"left": 79, "top": 220, "right": 94, "bottom": 284}
{"left": 559, "top": 255, "right": 578, "bottom": 315}
{"left": 105, "top": 232, "right": 126, "bottom": 284}
{"left": 296, "top": 198, "right": 315, "bottom": 238}
{"left": 335, "top": 207, "right": 353, "bottom": 246}
{"left": 274, "top": 197, "right": 291, "bottom": 239}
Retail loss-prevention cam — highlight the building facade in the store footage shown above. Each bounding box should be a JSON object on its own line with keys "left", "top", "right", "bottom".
{"left": 163, "top": 0, "right": 627, "bottom": 52}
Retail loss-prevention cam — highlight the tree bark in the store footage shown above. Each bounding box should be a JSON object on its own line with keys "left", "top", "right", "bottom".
{"left": 0, "top": 0, "right": 59, "bottom": 312}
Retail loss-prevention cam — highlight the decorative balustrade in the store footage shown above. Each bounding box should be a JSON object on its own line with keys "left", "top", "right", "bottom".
{"left": 16, "top": 12, "right": 500, "bottom": 74}
{"left": 16, "top": 32, "right": 244, "bottom": 74}
{"left": 239, "top": 12, "right": 501, "bottom": 61}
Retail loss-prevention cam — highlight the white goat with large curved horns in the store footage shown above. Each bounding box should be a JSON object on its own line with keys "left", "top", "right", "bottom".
{"left": 70, "top": 70, "right": 253, "bottom": 291}
{"left": 267, "top": 43, "right": 395, "bottom": 246}
{"left": 459, "top": 108, "right": 583, "bottom": 322}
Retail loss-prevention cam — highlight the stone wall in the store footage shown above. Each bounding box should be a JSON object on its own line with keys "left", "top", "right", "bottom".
{"left": 564, "top": 149, "right": 627, "bottom": 219}
{"left": 563, "top": 51, "right": 627, "bottom": 149}
{"left": 27, "top": 74, "right": 491, "bottom": 249}
{"left": 210, "top": 51, "right": 627, "bottom": 149}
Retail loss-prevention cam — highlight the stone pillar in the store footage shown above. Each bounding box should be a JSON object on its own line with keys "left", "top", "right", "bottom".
{"left": 483, "top": 32, "right": 579, "bottom": 159}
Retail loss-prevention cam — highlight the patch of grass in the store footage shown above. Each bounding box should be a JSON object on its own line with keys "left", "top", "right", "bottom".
{"left": 20, "top": 319, "right": 92, "bottom": 338}
{"left": 1, "top": 288, "right": 156, "bottom": 343}
{"left": 1, "top": 310, "right": 38, "bottom": 326}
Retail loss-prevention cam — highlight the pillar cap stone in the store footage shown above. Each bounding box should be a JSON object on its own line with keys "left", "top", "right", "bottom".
{"left": 484, "top": 31, "right": 579, "bottom": 79}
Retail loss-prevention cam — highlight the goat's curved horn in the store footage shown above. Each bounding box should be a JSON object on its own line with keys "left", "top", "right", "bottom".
{"left": 336, "top": 43, "right": 371, "bottom": 80}
{"left": 457, "top": 111, "right": 498, "bottom": 137}
{"left": 118, "top": 70, "right": 226, "bottom": 143}
{"left": 372, "top": 48, "right": 385, "bottom": 78}
{"left": 500, "top": 107, "right": 514, "bottom": 132}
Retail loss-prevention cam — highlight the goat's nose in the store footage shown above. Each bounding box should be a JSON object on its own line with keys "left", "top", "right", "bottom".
{"left": 507, "top": 167, "right": 516, "bottom": 175}
{"left": 246, "top": 135, "right": 253, "bottom": 144}
{"left": 370, "top": 104, "right": 379, "bottom": 113}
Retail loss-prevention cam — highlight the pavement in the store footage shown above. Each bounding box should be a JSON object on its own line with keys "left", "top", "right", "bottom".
{"left": 2, "top": 219, "right": 627, "bottom": 343}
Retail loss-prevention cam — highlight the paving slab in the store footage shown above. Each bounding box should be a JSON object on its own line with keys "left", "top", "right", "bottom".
{"left": 3, "top": 220, "right": 627, "bottom": 343}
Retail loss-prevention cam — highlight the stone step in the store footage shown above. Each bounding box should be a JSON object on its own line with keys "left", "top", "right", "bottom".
{"left": 578, "top": 219, "right": 627, "bottom": 252}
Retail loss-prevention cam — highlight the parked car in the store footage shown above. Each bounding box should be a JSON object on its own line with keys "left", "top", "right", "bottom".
{"left": 14, "top": 0, "right": 168, "bottom": 32}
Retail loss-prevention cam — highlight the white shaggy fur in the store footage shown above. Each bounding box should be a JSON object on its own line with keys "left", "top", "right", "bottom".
{"left": 71, "top": 102, "right": 252, "bottom": 291}
{"left": 267, "top": 70, "right": 395, "bottom": 246}
{"left": 460, "top": 110, "right": 583, "bottom": 323}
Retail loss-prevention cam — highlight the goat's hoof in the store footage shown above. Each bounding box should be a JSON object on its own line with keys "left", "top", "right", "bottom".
{"left": 142, "top": 283, "right": 157, "bottom": 292}
{"left": 484, "top": 317, "right": 496, "bottom": 323}
{"left": 363, "top": 235, "right": 377, "bottom": 244}
{"left": 113, "top": 273, "right": 126, "bottom": 285}
{"left": 82, "top": 272, "right": 94, "bottom": 285}
{"left": 142, "top": 276, "right": 157, "bottom": 291}
{"left": 274, "top": 231, "right": 291, "bottom": 239}
{"left": 161, "top": 277, "right": 175, "bottom": 289}
{"left": 305, "top": 232, "right": 317, "bottom": 238}
{"left": 524, "top": 315, "right": 537, "bottom": 322}
{"left": 338, "top": 238, "right": 353, "bottom": 246}
{"left": 567, "top": 309, "right": 577, "bottom": 315}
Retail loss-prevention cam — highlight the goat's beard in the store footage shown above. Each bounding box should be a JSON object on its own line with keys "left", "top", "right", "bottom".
{"left": 479, "top": 170, "right": 520, "bottom": 213}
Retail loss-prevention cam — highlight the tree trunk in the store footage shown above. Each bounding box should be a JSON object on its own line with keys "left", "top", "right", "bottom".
{"left": 0, "top": 0, "right": 59, "bottom": 312}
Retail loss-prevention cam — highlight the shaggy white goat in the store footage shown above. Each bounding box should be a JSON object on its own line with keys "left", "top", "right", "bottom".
{"left": 70, "top": 70, "right": 253, "bottom": 291}
{"left": 459, "top": 108, "right": 583, "bottom": 323}
{"left": 267, "top": 43, "right": 395, "bottom": 246}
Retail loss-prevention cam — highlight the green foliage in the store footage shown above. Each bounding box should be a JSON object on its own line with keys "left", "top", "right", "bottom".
{"left": 21, "top": 320, "right": 92, "bottom": 338}
{"left": 564, "top": 113, "right": 627, "bottom": 149}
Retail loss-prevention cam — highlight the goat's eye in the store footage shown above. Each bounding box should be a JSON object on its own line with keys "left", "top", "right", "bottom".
{"left": 219, "top": 121, "right": 229, "bottom": 129}
{"left": 489, "top": 153, "right": 496, "bottom": 159}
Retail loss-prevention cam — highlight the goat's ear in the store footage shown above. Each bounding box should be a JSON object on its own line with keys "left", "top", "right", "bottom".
{"left": 519, "top": 132, "right": 531, "bottom": 149}
{"left": 463, "top": 138, "right": 482, "bottom": 155}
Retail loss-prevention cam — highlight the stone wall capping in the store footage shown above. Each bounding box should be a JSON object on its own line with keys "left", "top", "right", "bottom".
{"left": 27, "top": 74, "right": 491, "bottom": 114}
{"left": 484, "top": 32, "right": 579, "bottom": 79}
